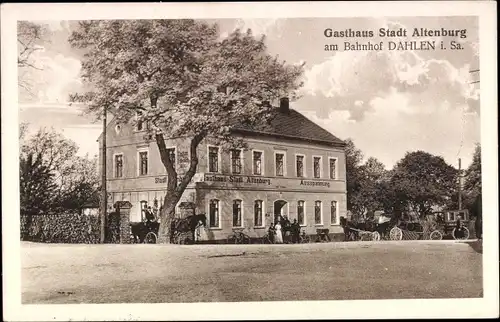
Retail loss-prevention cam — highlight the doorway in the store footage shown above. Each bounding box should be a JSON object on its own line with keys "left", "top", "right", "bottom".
{"left": 273, "top": 200, "right": 288, "bottom": 223}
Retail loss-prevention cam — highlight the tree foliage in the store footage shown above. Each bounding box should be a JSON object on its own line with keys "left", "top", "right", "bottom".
{"left": 344, "top": 138, "right": 364, "bottom": 214}
{"left": 69, "top": 20, "right": 305, "bottom": 242}
{"left": 18, "top": 21, "right": 49, "bottom": 96}
{"left": 390, "top": 151, "right": 458, "bottom": 218}
{"left": 20, "top": 127, "right": 100, "bottom": 215}
{"left": 345, "top": 139, "right": 462, "bottom": 220}
{"left": 463, "top": 143, "right": 482, "bottom": 218}
{"left": 464, "top": 143, "right": 481, "bottom": 197}
{"left": 20, "top": 151, "right": 57, "bottom": 216}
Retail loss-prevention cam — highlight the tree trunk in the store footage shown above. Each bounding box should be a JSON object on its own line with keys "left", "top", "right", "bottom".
{"left": 157, "top": 197, "right": 177, "bottom": 244}
{"left": 155, "top": 131, "right": 205, "bottom": 244}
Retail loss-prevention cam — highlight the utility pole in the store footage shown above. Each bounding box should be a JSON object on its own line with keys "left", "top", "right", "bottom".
{"left": 100, "top": 108, "right": 107, "bottom": 243}
{"left": 458, "top": 158, "right": 462, "bottom": 210}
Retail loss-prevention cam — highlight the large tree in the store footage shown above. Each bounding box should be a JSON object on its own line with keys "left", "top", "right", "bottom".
{"left": 354, "top": 157, "right": 388, "bottom": 217}
{"left": 390, "top": 151, "right": 458, "bottom": 218}
{"left": 463, "top": 143, "right": 482, "bottom": 219}
{"left": 18, "top": 21, "right": 49, "bottom": 96}
{"left": 69, "top": 20, "right": 304, "bottom": 242}
{"left": 20, "top": 127, "right": 100, "bottom": 213}
{"left": 20, "top": 151, "right": 58, "bottom": 217}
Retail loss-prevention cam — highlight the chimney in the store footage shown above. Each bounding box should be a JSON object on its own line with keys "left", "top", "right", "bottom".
{"left": 279, "top": 97, "right": 290, "bottom": 113}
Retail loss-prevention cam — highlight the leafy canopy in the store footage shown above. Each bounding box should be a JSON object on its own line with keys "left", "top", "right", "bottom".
{"left": 69, "top": 20, "right": 305, "bottom": 145}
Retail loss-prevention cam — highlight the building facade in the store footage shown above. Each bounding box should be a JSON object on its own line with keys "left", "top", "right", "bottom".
{"left": 99, "top": 99, "right": 347, "bottom": 241}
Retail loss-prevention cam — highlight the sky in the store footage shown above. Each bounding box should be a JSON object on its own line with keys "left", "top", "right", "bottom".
{"left": 18, "top": 17, "right": 480, "bottom": 169}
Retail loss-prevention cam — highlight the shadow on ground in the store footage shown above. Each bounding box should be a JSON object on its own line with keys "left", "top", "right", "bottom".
{"left": 466, "top": 240, "right": 483, "bottom": 254}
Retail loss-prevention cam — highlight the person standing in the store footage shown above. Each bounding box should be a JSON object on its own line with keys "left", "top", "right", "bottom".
{"left": 291, "top": 219, "right": 300, "bottom": 243}
{"left": 268, "top": 223, "right": 276, "bottom": 244}
{"left": 275, "top": 221, "right": 283, "bottom": 244}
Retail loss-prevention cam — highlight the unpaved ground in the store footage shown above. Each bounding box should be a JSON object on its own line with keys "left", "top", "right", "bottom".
{"left": 21, "top": 240, "right": 483, "bottom": 303}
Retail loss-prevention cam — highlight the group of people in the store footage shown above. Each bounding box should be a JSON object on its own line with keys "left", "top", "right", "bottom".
{"left": 142, "top": 205, "right": 158, "bottom": 230}
{"left": 267, "top": 215, "right": 302, "bottom": 244}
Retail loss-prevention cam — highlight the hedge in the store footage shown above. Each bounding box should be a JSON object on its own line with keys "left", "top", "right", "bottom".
{"left": 21, "top": 212, "right": 101, "bottom": 244}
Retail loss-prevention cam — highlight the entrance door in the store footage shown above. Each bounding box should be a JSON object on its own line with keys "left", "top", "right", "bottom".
{"left": 273, "top": 200, "right": 288, "bottom": 223}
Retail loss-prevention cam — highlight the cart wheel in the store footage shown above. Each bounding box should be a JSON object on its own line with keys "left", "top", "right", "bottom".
{"left": 360, "top": 233, "right": 370, "bottom": 241}
{"left": 262, "top": 234, "right": 273, "bottom": 244}
{"left": 175, "top": 233, "right": 183, "bottom": 245}
{"left": 242, "top": 234, "right": 251, "bottom": 244}
{"left": 429, "top": 230, "right": 443, "bottom": 240}
{"left": 389, "top": 227, "right": 403, "bottom": 241}
{"left": 144, "top": 232, "right": 157, "bottom": 244}
{"left": 452, "top": 227, "right": 470, "bottom": 240}
{"left": 371, "top": 231, "right": 381, "bottom": 241}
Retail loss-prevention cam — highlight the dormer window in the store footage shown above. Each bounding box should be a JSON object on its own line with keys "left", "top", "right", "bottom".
{"left": 135, "top": 111, "right": 147, "bottom": 131}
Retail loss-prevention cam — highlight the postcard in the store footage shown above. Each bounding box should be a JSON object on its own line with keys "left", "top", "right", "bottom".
{"left": 1, "top": 1, "right": 498, "bottom": 321}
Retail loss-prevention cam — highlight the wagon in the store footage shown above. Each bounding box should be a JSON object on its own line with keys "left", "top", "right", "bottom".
{"left": 432, "top": 209, "right": 471, "bottom": 240}
{"left": 389, "top": 215, "right": 443, "bottom": 241}
{"left": 388, "top": 210, "right": 471, "bottom": 241}
{"left": 130, "top": 221, "right": 159, "bottom": 244}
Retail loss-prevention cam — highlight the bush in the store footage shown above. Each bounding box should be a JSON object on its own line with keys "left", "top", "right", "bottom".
{"left": 20, "top": 212, "right": 101, "bottom": 243}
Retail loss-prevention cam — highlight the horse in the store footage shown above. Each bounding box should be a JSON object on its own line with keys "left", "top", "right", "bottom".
{"left": 340, "top": 216, "right": 361, "bottom": 241}
{"left": 372, "top": 214, "right": 399, "bottom": 239}
{"left": 170, "top": 214, "right": 207, "bottom": 244}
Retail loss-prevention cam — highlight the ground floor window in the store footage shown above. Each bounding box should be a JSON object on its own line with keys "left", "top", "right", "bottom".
{"left": 331, "top": 201, "right": 338, "bottom": 224}
{"left": 297, "top": 200, "right": 305, "bottom": 226}
{"left": 315, "top": 200, "right": 322, "bottom": 225}
{"left": 233, "top": 199, "right": 242, "bottom": 227}
{"left": 254, "top": 200, "right": 263, "bottom": 227}
{"left": 209, "top": 199, "right": 220, "bottom": 228}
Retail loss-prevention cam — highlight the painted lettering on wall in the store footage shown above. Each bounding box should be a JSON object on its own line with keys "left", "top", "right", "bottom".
{"left": 204, "top": 174, "right": 272, "bottom": 185}
{"left": 155, "top": 177, "right": 167, "bottom": 184}
{"left": 178, "top": 151, "right": 189, "bottom": 163}
{"left": 299, "top": 180, "right": 331, "bottom": 188}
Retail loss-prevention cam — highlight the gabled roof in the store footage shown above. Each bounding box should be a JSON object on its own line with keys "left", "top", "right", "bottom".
{"left": 97, "top": 106, "right": 346, "bottom": 148}
{"left": 231, "top": 108, "right": 346, "bottom": 148}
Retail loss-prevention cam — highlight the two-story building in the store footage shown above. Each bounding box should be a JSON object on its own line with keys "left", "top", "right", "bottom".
{"left": 99, "top": 98, "right": 347, "bottom": 241}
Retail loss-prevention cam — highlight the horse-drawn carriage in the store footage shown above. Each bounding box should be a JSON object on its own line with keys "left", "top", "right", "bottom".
{"left": 170, "top": 213, "right": 207, "bottom": 244}
{"left": 388, "top": 209, "right": 471, "bottom": 241}
{"left": 431, "top": 209, "right": 471, "bottom": 240}
{"left": 130, "top": 213, "right": 207, "bottom": 244}
{"left": 130, "top": 221, "right": 160, "bottom": 244}
{"left": 341, "top": 212, "right": 398, "bottom": 241}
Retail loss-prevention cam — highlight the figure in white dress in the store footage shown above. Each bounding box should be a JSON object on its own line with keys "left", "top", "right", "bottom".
{"left": 275, "top": 222, "right": 283, "bottom": 244}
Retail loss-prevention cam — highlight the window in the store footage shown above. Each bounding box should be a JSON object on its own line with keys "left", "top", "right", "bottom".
{"left": 139, "top": 151, "right": 148, "bottom": 176}
{"left": 208, "top": 146, "right": 219, "bottom": 173}
{"left": 296, "top": 155, "right": 305, "bottom": 177}
{"left": 209, "top": 199, "right": 220, "bottom": 228}
{"left": 114, "top": 154, "right": 123, "bottom": 178}
{"left": 233, "top": 200, "right": 242, "bottom": 227}
{"left": 313, "top": 156, "right": 321, "bottom": 178}
{"left": 253, "top": 151, "right": 263, "bottom": 175}
{"left": 297, "top": 200, "right": 305, "bottom": 226}
{"left": 254, "top": 200, "right": 263, "bottom": 227}
{"left": 166, "top": 148, "right": 176, "bottom": 167}
{"left": 140, "top": 200, "right": 148, "bottom": 221}
{"left": 329, "top": 158, "right": 337, "bottom": 179}
{"left": 315, "top": 201, "right": 322, "bottom": 225}
{"left": 275, "top": 152, "right": 285, "bottom": 176}
{"left": 331, "top": 201, "right": 338, "bottom": 225}
{"left": 231, "top": 149, "right": 242, "bottom": 174}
